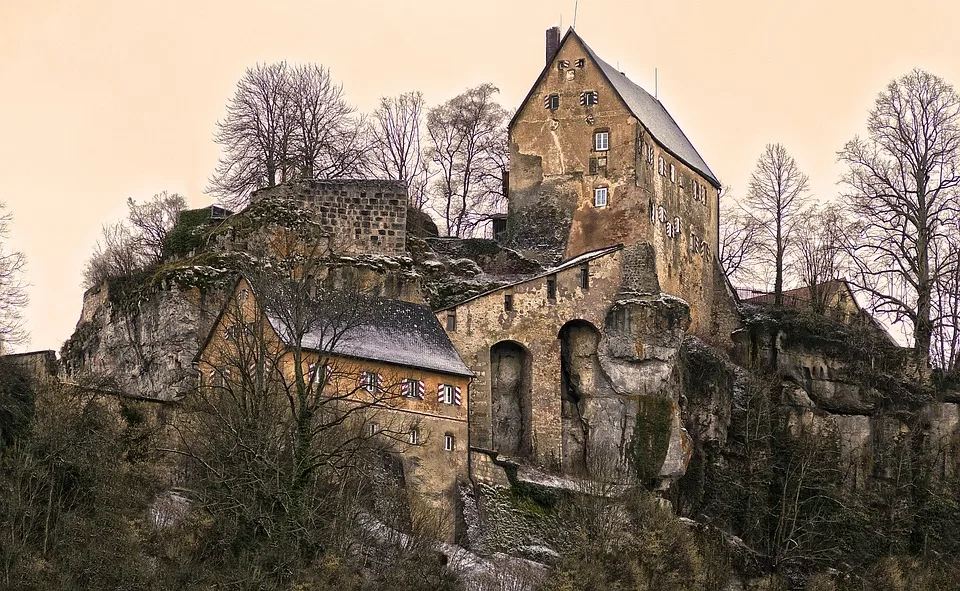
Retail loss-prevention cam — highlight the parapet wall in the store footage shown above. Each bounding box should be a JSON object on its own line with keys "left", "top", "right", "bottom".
{"left": 252, "top": 179, "right": 408, "bottom": 256}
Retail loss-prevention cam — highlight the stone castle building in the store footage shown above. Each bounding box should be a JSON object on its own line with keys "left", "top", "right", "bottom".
{"left": 436, "top": 27, "right": 739, "bottom": 483}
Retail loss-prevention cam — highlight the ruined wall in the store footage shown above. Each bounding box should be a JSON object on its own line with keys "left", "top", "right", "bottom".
{"left": 252, "top": 179, "right": 408, "bottom": 256}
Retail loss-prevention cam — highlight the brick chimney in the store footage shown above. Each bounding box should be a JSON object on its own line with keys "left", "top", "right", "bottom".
{"left": 545, "top": 26, "right": 561, "bottom": 65}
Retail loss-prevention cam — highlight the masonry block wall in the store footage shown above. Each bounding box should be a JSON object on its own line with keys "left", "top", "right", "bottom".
{"left": 252, "top": 179, "right": 408, "bottom": 256}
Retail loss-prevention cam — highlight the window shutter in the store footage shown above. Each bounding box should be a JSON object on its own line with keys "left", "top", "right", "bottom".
{"left": 377, "top": 373, "right": 384, "bottom": 392}
{"left": 438, "top": 384, "right": 445, "bottom": 403}
{"left": 454, "top": 386, "right": 462, "bottom": 406}
{"left": 417, "top": 380, "right": 425, "bottom": 399}
{"left": 544, "top": 95, "right": 551, "bottom": 109}
{"left": 401, "top": 380, "right": 409, "bottom": 396}
{"left": 325, "top": 365, "right": 333, "bottom": 381}
{"left": 579, "top": 91, "right": 587, "bottom": 106}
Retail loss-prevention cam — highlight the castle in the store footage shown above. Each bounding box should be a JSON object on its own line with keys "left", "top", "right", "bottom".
{"left": 187, "top": 27, "right": 742, "bottom": 537}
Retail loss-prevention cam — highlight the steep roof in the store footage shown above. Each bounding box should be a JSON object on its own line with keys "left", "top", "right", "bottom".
{"left": 267, "top": 295, "right": 473, "bottom": 377}
{"left": 435, "top": 244, "right": 623, "bottom": 312}
{"left": 511, "top": 28, "right": 720, "bottom": 189}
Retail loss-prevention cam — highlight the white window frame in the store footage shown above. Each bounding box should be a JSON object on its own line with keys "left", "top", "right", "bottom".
{"left": 444, "top": 434, "right": 455, "bottom": 452}
{"left": 369, "top": 422, "right": 379, "bottom": 436}
{"left": 594, "top": 186, "right": 608, "bottom": 207}
{"left": 670, "top": 163, "right": 676, "bottom": 183}
{"left": 594, "top": 131, "right": 609, "bottom": 151}
{"left": 409, "top": 428, "right": 420, "bottom": 445}
{"left": 441, "top": 383, "right": 455, "bottom": 405}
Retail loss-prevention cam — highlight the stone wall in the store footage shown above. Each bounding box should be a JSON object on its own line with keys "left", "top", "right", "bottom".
{"left": 251, "top": 179, "right": 408, "bottom": 256}
{"left": 506, "top": 33, "right": 736, "bottom": 346}
{"left": 439, "top": 243, "right": 693, "bottom": 483}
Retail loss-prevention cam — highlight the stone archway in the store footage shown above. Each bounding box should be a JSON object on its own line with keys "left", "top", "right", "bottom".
{"left": 490, "top": 341, "right": 532, "bottom": 458}
{"left": 559, "top": 320, "right": 602, "bottom": 475}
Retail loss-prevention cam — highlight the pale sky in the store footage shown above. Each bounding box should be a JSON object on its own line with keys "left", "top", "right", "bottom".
{"left": 1, "top": 0, "right": 958, "bottom": 351}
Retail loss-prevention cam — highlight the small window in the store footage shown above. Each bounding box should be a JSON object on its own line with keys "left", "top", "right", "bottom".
{"left": 444, "top": 433, "right": 455, "bottom": 452}
{"left": 579, "top": 90, "right": 599, "bottom": 106}
{"left": 658, "top": 156, "right": 666, "bottom": 176}
{"left": 594, "top": 187, "right": 608, "bottom": 207}
{"left": 360, "top": 371, "right": 379, "bottom": 394}
{"left": 439, "top": 383, "right": 461, "bottom": 405}
{"left": 670, "top": 164, "right": 676, "bottom": 183}
{"left": 575, "top": 58, "right": 585, "bottom": 68}
{"left": 594, "top": 131, "right": 609, "bottom": 151}
{"left": 544, "top": 93, "right": 560, "bottom": 110}
{"left": 579, "top": 265, "right": 590, "bottom": 290}
{"left": 446, "top": 310, "right": 457, "bottom": 332}
{"left": 557, "top": 59, "right": 570, "bottom": 70}
{"left": 504, "top": 293, "right": 514, "bottom": 312}
{"left": 409, "top": 428, "right": 420, "bottom": 445}
{"left": 546, "top": 275, "right": 557, "bottom": 301}
{"left": 369, "top": 422, "right": 379, "bottom": 436}
{"left": 402, "top": 378, "right": 424, "bottom": 398}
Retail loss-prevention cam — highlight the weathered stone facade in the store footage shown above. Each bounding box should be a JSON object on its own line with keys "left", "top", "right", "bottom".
{"left": 251, "top": 179, "right": 408, "bottom": 256}
{"left": 438, "top": 243, "right": 694, "bottom": 484}
{"left": 506, "top": 28, "right": 737, "bottom": 345}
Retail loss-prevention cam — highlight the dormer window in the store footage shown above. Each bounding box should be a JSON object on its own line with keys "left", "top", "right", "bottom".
{"left": 544, "top": 94, "right": 560, "bottom": 110}
{"left": 594, "top": 131, "right": 609, "bottom": 151}
{"left": 580, "top": 90, "right": 599, "bottom": 106}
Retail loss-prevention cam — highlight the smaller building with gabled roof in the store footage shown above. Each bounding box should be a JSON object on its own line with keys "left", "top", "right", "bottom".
{"left": 194, "top": 277, "right": 472, "bottom": 539}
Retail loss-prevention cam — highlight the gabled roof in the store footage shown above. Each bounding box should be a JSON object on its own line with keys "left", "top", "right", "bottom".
{"left": 435, "top": 244, "right": 623, "bottom": 312}
{"left": 511, "top": 28, "right": 720, "bottom": 189}
{"left": 195, "top": 276, "right": 473, "bottom": 377}
{"left": 267, "top": 295, "right": 473, "bottom": 377}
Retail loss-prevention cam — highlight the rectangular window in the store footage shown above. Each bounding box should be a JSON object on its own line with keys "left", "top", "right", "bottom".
{"left": 557, "top": 59, "right": 570, "bottom": 70}
{"left": 444, "top": 434, "right": 455, "bottom": 452}
{"left": 504, "top": 293, "right": 513, "bottom": 312}
{"left": 670, "top": 163, "right": 676, "bottom": 183}
{"left": 594, "top": 131, "right": 609, "bottom": 151}
{"left": 402, "top": 378, "right": 424, "bottom": 398}
{"left": 543, "top": 93, "right": 560, "bottom": 110}
{"left": 579, "top": 265, "right": 590, "bottom": 290}
{"left": 546, "top": 275, "right": 557, "bottom": 301}
{"left": 594, "top": 187, "right": 608, "bottom": 207}
{"left": 580, "top": 90, "right": 599, "bottom": 106}
{"left": 369, "top": 422, "right": 379, "bottom": 436}
{"left": 360, "top": 371, "right": 378, "bottom": 393}
{"left": 446, "top": 310, "right": 457, "bottom": 332}
{"left": 575, "top": 58, "right": 585, "bottom": 68}
{"left": 441, "top": 383, "right": 454, "bottom": 405}
{"left": 409, "top": 428, "right": 420, "bottom": 445}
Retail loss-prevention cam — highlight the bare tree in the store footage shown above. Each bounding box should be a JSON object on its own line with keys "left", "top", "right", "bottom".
{"left": 208, "top": 62, "right": 368, "bottom": 209}
{"left": 0, "top": 204, "right": 26, "bottom": 348}
{"left": 208, "top": 62, "right": 294, "bottom": 206}
{"left": 287, "top": 64, "right": 368, "bottom": 181}
{"left": 719, "top": 187, "right": 765, "bottom": 285}
{"left": 82, "top": 222, "right": 140, "bottom": 289}
{"left": 932, "top": 222, "right": 960, "bottom": 373}
{"left": 427, "top": 84, "right": 509, "bottom": 237}
{"left": 126, "top": 191, "right": 186, "bottom": 264}
{"left": 368, "top": 91, "right": 432, "bottom": 211}
{"left": 839, "top": 69, "right": 960, "bottom": 368}
{"left": 743, "top": 144, "right": 811, "bottom": 305}
{"left": 793, "top": 204, "right": 845, "bottom": 315}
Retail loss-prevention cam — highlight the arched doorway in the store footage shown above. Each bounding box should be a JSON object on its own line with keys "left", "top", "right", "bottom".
{"left": 489, "top": 341, "right": 532, "bottom": 457}
{"left": 558, "top": 320, "right": 601, "bottom": 474}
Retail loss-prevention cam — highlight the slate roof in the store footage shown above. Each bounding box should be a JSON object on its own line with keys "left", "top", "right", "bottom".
{"left": 576, "top": 34, "right": 720, "bottom": 188}
{"left": 435, "top": 244, "right": 623, "bottom": 312}
{"left": 266, "top": 296, "right": 473, "bottom": 377}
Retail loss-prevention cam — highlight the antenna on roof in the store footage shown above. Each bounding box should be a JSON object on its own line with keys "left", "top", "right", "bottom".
{"left": 573, "top": 0, "right": 579, "bottom": 29}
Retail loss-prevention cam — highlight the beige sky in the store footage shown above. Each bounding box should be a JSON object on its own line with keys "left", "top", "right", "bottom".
{"left": 1, "top": 0, "right": 958, "bottom": 351}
